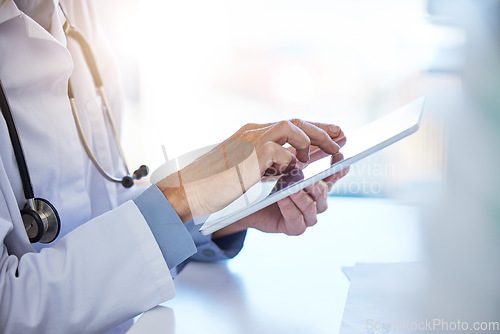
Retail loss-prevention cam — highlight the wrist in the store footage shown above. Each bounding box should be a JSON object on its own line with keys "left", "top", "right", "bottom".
{"left": 156, "top": 173, "right": 192, "bottom": 223}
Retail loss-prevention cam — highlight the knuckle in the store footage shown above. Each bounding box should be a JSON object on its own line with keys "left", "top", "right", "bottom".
{"left": 290, "top": 215, "right": 303, "bottom": 225}
{"left": 293, "top": 191, "right": 307, "bottom": 202}
{"left": 281, "top": 199, "right": 296, "bottom": 211}
{"left": 290, "top": 118, "right": 304, "bottom": 126}
{"left": 311, "top": 182, "right": 325, "bottom": 198}
{"left": 238, "top": 123, "right": 250, "bottom": 133}
{"left": 261, "top": 141, "right": 276, "bottom": 156}
{"left": 277, "top": 120, "right": 293, "bottom": 130}
{"left": 242, "top": 123, "right": 256, "bottom": 131}
{"left": 305, "top": 201, "right": 317, "bottom": 214}
{"left": 320, "top": 181, "right": 329, "bottom": 195}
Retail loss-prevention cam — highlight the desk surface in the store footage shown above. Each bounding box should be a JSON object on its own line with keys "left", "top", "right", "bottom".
{"left": 128, "top": 197, "right": 422, "bottom": 334}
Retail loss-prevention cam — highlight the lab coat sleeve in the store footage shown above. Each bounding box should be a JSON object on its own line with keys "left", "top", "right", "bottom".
{"left": 0, "top": 180, "right": 177, "bottom": 332}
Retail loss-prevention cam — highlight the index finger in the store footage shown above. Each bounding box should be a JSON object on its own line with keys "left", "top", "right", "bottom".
{"left": 308, "top": 122, "right": 342, "bottom": 139}
{"left": 262, "top": 121, "right": 312, "bottom": 162}
{"left": 289, "top": 119, "right": 340, "bottom": 156}
{"left": 308, "top": 122, "right": 346, "bottom": 148}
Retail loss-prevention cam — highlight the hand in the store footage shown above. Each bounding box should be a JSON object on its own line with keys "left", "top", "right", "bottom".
{"left": 157, "top": 120, "right": 343, "bottom": 222}
{"left": 213, "top": 152, "right": 349, "bottom": 238}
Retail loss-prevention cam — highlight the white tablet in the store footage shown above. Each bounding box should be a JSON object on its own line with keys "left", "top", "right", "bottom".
{"left": 199, "top": 97, "right": 425, "bottom": 235}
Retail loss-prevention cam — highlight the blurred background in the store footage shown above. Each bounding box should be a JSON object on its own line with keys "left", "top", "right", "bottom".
{"left": 95, "top": 0, "right": 463, "bottom": 199}
{"left": 94, "top": 0, "right": 500, "bottom": 330}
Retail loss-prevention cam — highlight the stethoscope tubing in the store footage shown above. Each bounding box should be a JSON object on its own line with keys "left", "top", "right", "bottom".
{"left": 0, "top": 79, "right": 35, "bottom": 202}
{"left": 63, "top": 17, "right": 132, "bottom": 179}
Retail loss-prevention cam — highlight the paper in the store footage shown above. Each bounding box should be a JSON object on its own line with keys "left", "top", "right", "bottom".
{"left": 339, "top": 263, "right": 428, "bottom": 334}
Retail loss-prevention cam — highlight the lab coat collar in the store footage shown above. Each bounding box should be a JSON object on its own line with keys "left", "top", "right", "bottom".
{"left": 0, "top": 0, "right": 67, "bottom": 46}
{"left": 0, "top": 0, "right": 22, "bottom": 25}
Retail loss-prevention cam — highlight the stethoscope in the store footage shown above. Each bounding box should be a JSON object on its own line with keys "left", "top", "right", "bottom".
{"left": 0, "top": 9, "right": 148, "bottom": 244}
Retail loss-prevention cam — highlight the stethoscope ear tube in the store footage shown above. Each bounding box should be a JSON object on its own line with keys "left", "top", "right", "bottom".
{"left": 68, "top": 82, "right": 149, "bottom": 187}
{"left": 64, "top": 18, "right": 150, "bottom": 188}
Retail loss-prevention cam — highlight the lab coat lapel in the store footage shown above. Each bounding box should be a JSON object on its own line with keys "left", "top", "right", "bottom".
{"left": 24, "top": 9, "right": 67, "bottom": 47}
{"left": 0, "top": 0, "right": 21, "bottom": 25}
{"left": 1, "top": 0, "right": 68, "bottom": 47}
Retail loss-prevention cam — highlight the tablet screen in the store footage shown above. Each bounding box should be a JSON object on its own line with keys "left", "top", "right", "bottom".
{"left": 199, "top": 97, "right": 424, "bottom": 234}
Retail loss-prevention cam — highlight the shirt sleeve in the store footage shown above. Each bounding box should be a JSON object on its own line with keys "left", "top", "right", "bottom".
{"left": 133, "top": 185, "right": 197, "bottom": 269}
{"left": 185, "top": 220, "right": 247, "bottom": 262}
{"left": 133, "top": 185, "right": 247, "bottom": 270}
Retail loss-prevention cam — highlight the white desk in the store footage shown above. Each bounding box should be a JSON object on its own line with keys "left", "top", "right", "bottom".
{"left": 128, "top": 197, "right": 422, "bottom": 334}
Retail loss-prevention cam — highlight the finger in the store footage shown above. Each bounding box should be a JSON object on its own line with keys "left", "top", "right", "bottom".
{"left": 307, "top": 122, "right": 347, "bottom": 149}
{"left": 289, "top": 119, "right": 340, "bottom": 156}
{"left": 257, "top": 141, "right": 296, "bottom": 175}
{"left": 289, "top": 145, "right": 324, "bottom": 156}
{"left": 286, "top": 146, "right": 307, "bottom": 170}
{"left": 331, "top": 152, "right": 344, "bottom": 165}
{"left": 323, "top": 166, "right": 350, "bottom": 191}
{"left": 321, "top": 153, "right": 348, "bottom": 190}
{"left": 335, "top": 131, "right": 347, "bottom": 148}
{"left": 231, "top": 123, "right": 274, "bottom": 139}
{"left": 304, "top": 181, "right": 329, "bottom": 213}
{"left": 297, "top": 146, "right": 331, "bottom": 169}
{"left": 265, "top": 155, "right": 297, "bottom": 176}
{"left": 285, "top": 146, "right": 307, "bottom": 170}
{"left": 289, "top": 145, "right": 339, "bottom": 170}
{"left": 289, "top": 190, "right": 318, "bottom": 227}
{"left": 308, "top": 148, "right": 330, "bottom": 163}
{"left": 240, "top": 122, "right": 274, "bottom": 131}
{"left": 277, "top": 197, "right": 307, "bottom": 236}
{"left": 307, "top": 122, "right": 342, "bottom": 139}
{"left": 264, "top": 121, "right": 312, "bottom": 163}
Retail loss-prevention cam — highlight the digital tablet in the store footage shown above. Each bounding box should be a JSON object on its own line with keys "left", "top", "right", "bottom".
{"left": 199, "top": 97, "right": 425, "bottom": 235}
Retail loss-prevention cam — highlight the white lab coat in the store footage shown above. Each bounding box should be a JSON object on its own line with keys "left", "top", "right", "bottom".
{"left": 0, "top": 1, "right": 176, "bottom": 332}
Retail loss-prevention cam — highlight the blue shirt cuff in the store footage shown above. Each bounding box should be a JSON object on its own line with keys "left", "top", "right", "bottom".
{"left": 133, "top": 185, "right": 197, "bottom": 269}
{"left": 184, "top": 220, "right": 246, "bottom": 262}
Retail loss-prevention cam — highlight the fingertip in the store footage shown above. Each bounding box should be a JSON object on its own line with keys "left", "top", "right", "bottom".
{"left": 322, "top": 139, "right": 340, "bottom": 156}
{"left": 296, "top": 149, "right": 310, "bottom": 163}
{"left": 331, "top": 152, "right": 344, "bottom": 164}
{"left": 329, "top": 124, "right": 341, "bottom": 137}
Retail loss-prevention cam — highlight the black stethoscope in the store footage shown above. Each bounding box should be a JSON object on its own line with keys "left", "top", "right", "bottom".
{"left": 0, "top": 10, "right": 148, "bottom": 244}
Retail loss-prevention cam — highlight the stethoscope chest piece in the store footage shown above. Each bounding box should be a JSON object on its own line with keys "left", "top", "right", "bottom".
{"left": 21, "top": 198, "right": 61, "bottom": 244}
